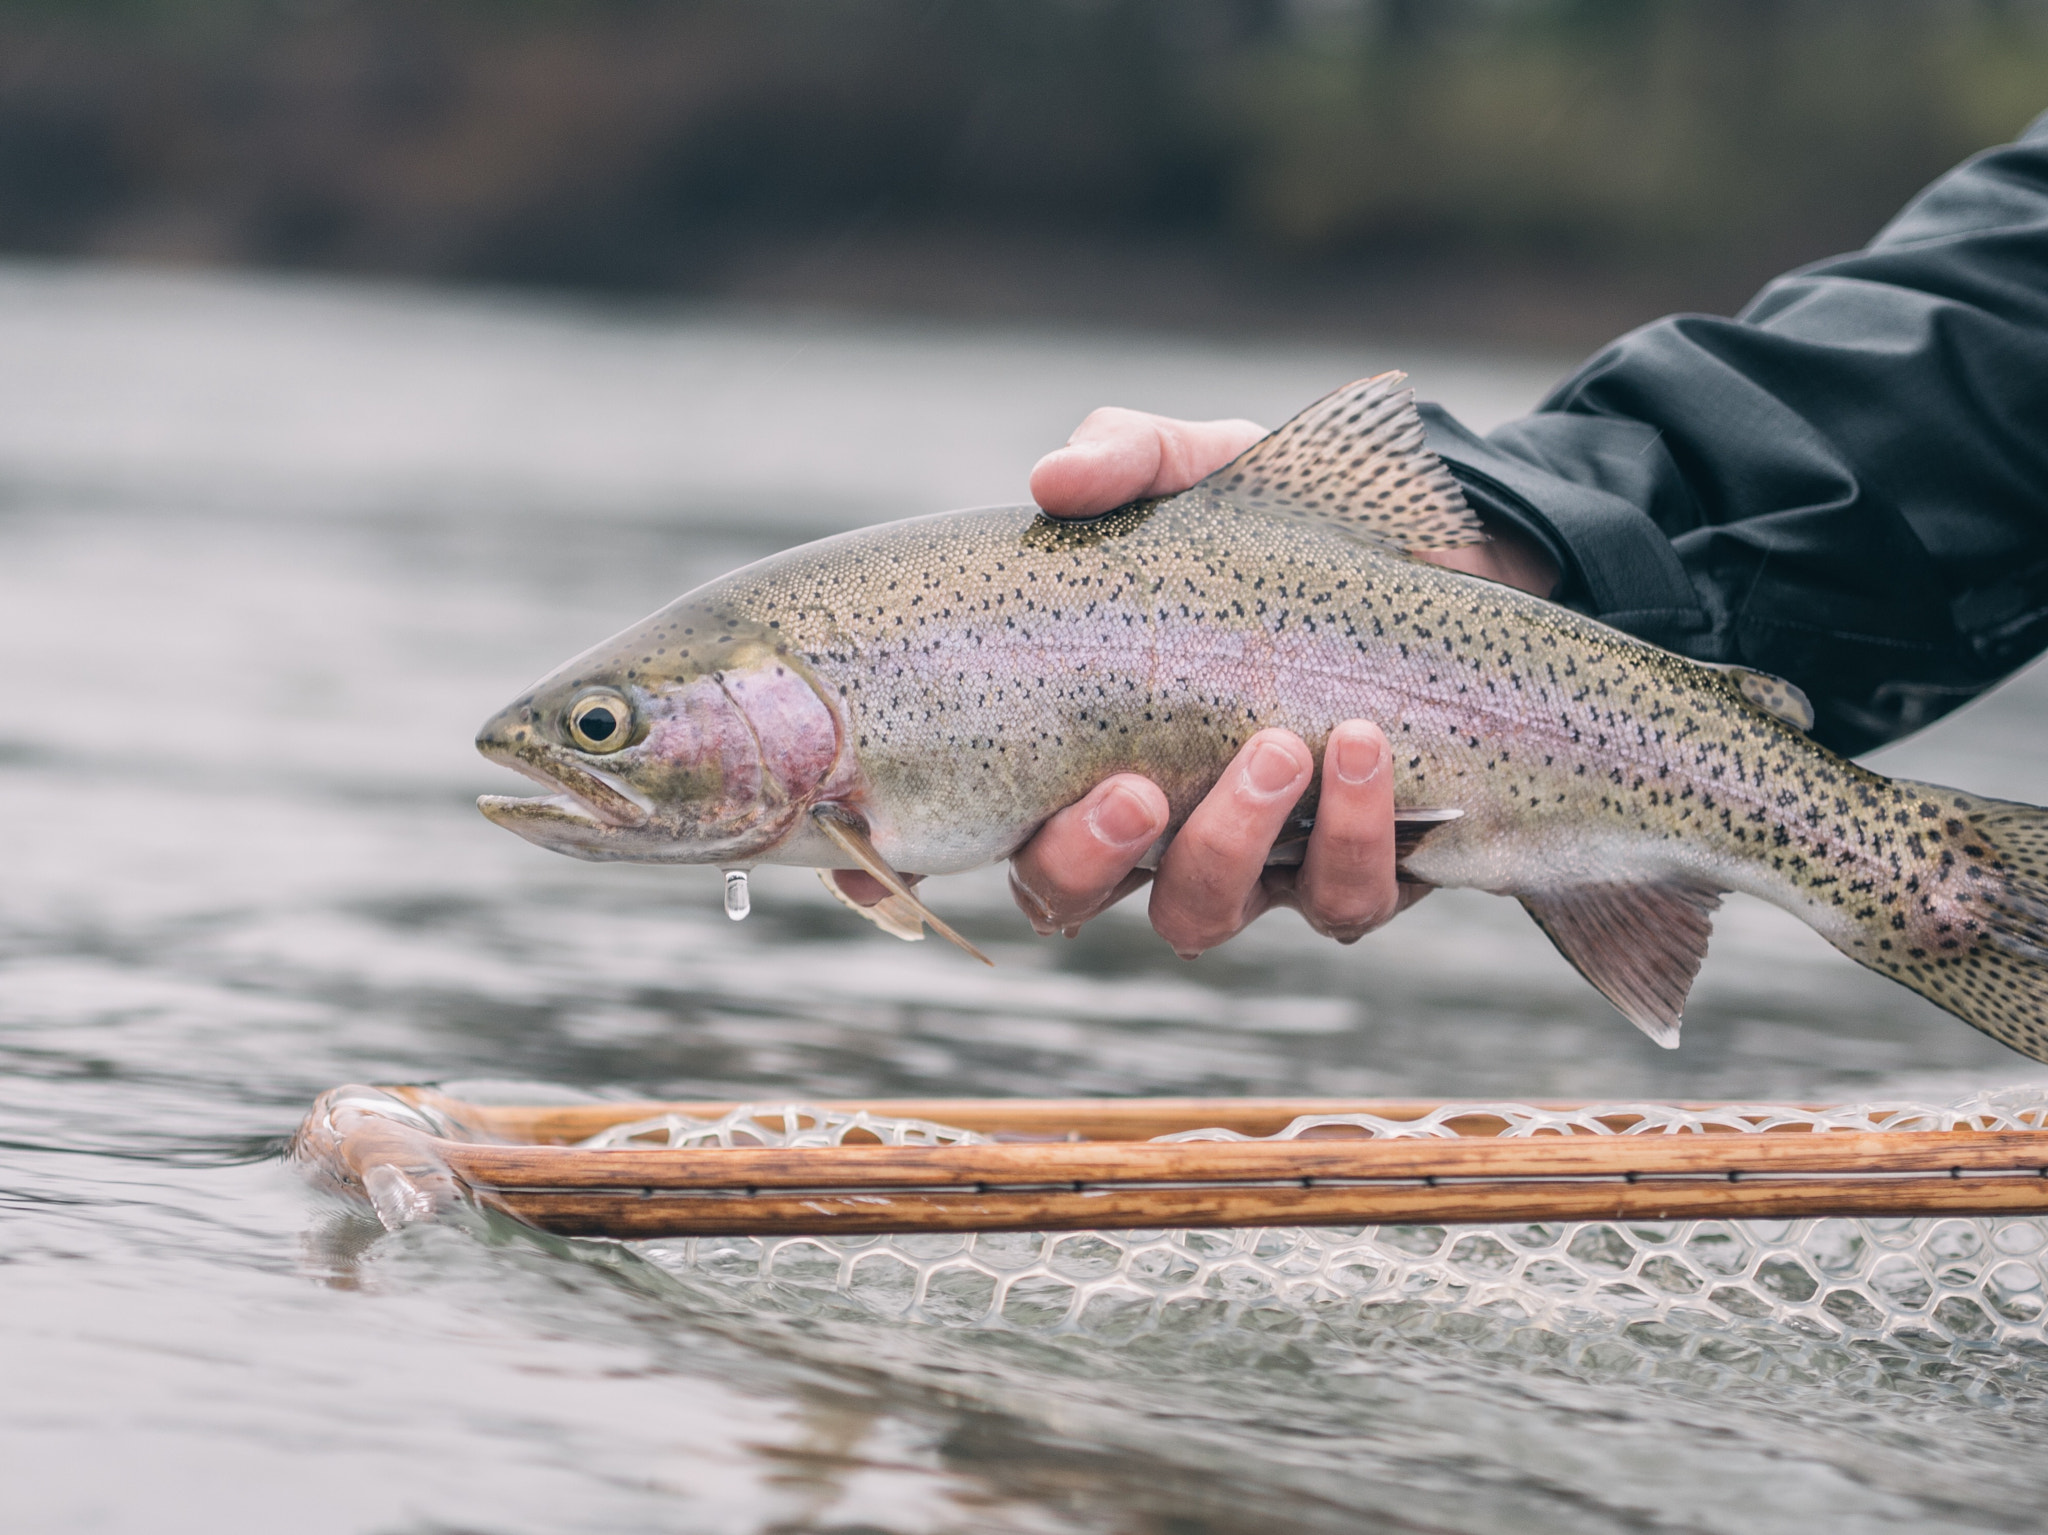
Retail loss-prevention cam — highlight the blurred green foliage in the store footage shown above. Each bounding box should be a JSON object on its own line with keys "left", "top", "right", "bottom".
{"left": 0, "top": 0, "right": 2040, "bottom": 339}
{"left": 1226, "top": 1, "right": 2046, "bottom": 266}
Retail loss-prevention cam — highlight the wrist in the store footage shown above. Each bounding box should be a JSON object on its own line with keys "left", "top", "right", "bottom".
{"left": 1417, "top": 522, "right": 1559, "bottom": 597}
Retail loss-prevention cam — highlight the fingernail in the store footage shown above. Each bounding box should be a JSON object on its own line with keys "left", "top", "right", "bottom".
{"left": 1087, "top": 781, "right": 1158, "bottom": 847}
{"left": 1243, "top": 738, "right": 1303, "bottom": 797}
{"left": 1332, "top": 727, "right": 1383, "bottom": 785}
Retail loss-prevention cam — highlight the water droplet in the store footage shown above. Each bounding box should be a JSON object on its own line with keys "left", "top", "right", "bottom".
{"left": 723, "top": 869, "right": 751, "bottom": 921}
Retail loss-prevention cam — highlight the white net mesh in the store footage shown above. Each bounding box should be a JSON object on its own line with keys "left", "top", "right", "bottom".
{"left": 1156, "top": 1093, "right": 2048, "bottom": 1139}
{"left": 581, "top": 1102, "right": 993, "bottom": 1148}
{"left": 593, "top": 1091, "right": 2048, "bottom": 1401}
{"left": 582, "top": 1089, "right": 2048, "bottom": 1151}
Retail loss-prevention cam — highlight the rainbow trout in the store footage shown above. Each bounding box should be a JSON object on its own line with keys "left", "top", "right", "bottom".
{"left": 477, "top": 375, "right": 2048, "bottom": 1059}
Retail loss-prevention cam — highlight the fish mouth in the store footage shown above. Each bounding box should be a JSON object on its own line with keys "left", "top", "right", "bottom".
{"left": 476, "top": 790, "right": 613, "bottom": 847}
{"left": 474, "top": 737, "right": 653, "bottom": 833}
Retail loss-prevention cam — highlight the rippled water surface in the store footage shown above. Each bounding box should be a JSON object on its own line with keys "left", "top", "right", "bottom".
{"left": 7, "top": 262, "right": 2048, "bottom": 1534}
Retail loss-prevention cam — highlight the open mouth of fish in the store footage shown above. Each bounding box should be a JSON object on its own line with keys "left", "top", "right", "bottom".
{"left": 475, "top": 740, "right": 652, "bottom": 835}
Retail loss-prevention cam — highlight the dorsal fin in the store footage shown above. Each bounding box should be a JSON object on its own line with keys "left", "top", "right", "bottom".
{"left": 1197, "top": 372, "right": 1484, "bottom": 551}
{"left": 1701, "top": 661, "right": 1814, "bottom": 731}
{"left": 1518, "top": 877, "right": 1726, "bottom": 1048}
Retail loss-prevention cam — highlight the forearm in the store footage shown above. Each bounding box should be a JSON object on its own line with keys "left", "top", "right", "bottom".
{"left": 1424, "top": 109, "right": 2048, "bottom": 755}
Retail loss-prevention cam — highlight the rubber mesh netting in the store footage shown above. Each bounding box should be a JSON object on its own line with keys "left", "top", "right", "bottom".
{"left": 586, "top": 1091, "right": 2048, "bottom": 1399}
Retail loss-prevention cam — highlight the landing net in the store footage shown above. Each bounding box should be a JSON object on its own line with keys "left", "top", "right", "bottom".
{"left": 602, "top": 1091, "right": 2048, "bottom": 1397}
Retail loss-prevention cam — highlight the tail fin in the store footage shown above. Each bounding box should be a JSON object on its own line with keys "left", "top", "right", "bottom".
{"left": 1874, "top": 785, "right": 2048, "bottom": 1063}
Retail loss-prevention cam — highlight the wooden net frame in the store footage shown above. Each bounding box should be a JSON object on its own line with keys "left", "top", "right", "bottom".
{"left": 291, "top": 1086, "right": 2048, "bottom": 1238}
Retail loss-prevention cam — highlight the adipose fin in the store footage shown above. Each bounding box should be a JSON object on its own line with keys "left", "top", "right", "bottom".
{"left": 1701, "top": 661, "right": 1815, "bottom": 731}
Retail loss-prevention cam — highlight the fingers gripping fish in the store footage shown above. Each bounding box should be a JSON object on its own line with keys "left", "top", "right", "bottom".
{"left": 477, "top": 374, "right": 2048, "bottom": 1061}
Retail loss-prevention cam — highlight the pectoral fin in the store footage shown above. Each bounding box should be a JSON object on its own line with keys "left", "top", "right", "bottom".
{"left": 1392, "top": 807, "right": 1465, "bottom": 862}
{"left": 1517, "top": 877, "right": 1726, "bottom": 1048}
{"left": 817, "top": 868, "right": 928, "bottom": 942}
{"left": 1265, "top": 807, "right": 1463, "bottom": 868}
{"left": 811, "top": 805, "right": 994, "bottom": 966}
{"left": 1197, "top": 372, "right": 1485, "bottom": 552}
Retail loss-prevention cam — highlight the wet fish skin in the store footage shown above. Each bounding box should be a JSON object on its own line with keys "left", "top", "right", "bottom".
{"left": 477, "top": 375, "right": 2048, "bottom": 1060}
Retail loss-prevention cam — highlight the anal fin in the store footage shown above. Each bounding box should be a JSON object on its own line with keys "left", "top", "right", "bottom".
{"left": 1517, "top": 877, "right": 1725, "bottom": 1048}
{"left": 811, "top": 805, "right": 994, "bottom": 966}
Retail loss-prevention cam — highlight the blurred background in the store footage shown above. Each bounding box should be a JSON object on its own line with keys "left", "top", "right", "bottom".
{"left": 4, "top": 0, "right": 2045, "bottom": 349}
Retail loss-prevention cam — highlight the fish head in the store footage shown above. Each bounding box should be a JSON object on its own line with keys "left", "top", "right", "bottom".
{"left": 474, "top": 607, "right": 840, "bottom": 864}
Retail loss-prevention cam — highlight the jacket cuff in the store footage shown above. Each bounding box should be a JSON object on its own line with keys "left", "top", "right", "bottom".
{"left": 1420, "top": 403, "right": 1706, "bottom": 647}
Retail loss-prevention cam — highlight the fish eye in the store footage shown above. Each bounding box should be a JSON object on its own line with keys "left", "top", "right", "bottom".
{"left": 566, "top": 690, "right": 633, "bottom": 754}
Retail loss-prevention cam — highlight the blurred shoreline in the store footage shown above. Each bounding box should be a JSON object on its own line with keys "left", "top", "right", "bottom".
{"left": 5, "top": 1, "right": 2041, "bottom": 352}
{"left": 614, "top": 223, "right": 1749, "bottom": 352}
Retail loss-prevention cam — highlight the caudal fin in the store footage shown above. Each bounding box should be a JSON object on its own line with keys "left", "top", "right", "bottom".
{"left": 1869, "top": 785, "right": 2048, "bottom": 1063}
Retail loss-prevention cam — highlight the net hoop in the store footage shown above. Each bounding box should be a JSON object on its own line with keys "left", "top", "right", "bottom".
{"left": 291, "top": 1086, "right": 2048, "bottom": 1238}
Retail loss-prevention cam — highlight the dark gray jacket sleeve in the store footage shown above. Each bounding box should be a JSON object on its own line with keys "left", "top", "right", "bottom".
{"left": 1423, "top": 109, "right": 2048, "bottom": 757}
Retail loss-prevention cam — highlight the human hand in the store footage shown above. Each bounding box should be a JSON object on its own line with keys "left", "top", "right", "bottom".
{"left": 1027, "top": 407, "right": 1268, "bottom": 518}
{"left": 1007, "top": 721, "right": 1430, "bottom": 954}
{"left": 826, "top": 719, "right": 1428, "bottom": 954}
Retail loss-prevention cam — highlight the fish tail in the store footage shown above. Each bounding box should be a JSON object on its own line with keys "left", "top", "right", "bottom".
{"left": 1866, "top": 783, "right": 2048, "bottom": 1063}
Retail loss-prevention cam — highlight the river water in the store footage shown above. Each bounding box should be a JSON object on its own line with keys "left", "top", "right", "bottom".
{"left": 5, "top": 261, "right": 2048, "bottom": 1534}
